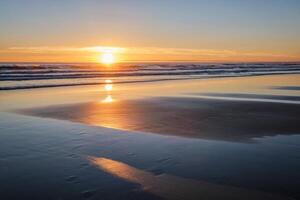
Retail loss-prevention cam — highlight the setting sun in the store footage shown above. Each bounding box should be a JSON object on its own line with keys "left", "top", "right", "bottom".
{"left": 100, "top": 53, "right": 115, "bottom": 64}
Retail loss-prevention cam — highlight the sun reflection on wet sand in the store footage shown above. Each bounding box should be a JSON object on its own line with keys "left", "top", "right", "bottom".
{"left": 102, "top": 95, "right": 114, "bottom": 103}
{"left": 101, "top": 79, "right": 115, "bottom": 103}
{"left": 88, "top": 156, "right": 285, "bottom": 200}
{"left": 104, "top": 84, "right": 113, "bottom": 91}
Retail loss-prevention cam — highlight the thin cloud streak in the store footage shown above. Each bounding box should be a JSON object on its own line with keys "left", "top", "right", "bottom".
{"left": 0, "top": 46, "right": 298, "bottom": 62}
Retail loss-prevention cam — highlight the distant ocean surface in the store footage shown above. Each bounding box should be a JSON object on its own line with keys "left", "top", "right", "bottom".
{"left": 1, "top": 62, "right": 300, "bottom": 90}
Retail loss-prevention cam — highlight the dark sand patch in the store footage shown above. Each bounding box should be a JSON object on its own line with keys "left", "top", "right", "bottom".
{"left": 16, "top": 96, "right": 300, "bottom": 142}
{"left": 272, "top": 86, "right": 300, "bottom": 91}
{"left": 194, "top": 93, "right": 300, "bottom": 101}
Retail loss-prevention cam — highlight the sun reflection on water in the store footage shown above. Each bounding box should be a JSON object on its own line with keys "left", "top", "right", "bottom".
{"left": 102, "top": 95, "right": 114, "bottom": 103}
{"left": 101, "top": 79, "right": 115, "bottom": 103}
{"left": 104, "top": 84, "right": 113, "bottom": 91}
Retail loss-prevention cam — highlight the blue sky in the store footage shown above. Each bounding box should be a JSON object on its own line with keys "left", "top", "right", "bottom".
{"left": 1, "top": 0, "right": 300, "bottom": 62}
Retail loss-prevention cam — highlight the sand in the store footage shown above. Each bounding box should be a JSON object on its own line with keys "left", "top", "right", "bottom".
{"left": 1, "top": 74, "right": 300, "bottom": 199}
{"left": 17, "top": 96, "right": 300, "bottom": 142}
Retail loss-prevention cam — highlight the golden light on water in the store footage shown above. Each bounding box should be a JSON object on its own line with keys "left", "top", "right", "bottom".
{"left": 101, "top": 79, "right": 114, "bottom": 103}
{"left": 102, "top": 95, "right": 114, "bottom": 103}
{"left": 88, "top": 156, "right": 276, "bottom": 199}
{"left": 104, "top": 83, "right": 113, "bottom": 91}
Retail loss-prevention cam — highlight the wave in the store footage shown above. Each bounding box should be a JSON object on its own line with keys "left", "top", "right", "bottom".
{"left": 1, "top": 62, "right": 300, "bottom": 90}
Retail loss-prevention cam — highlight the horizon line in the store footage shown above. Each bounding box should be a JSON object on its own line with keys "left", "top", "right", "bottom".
{"left": 1, "top": 60, "right": 300, "bottom": 64}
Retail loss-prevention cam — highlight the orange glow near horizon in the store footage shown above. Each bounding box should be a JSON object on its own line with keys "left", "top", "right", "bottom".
{"left": 1, "top": 45, "right": 299, "bottom": 63}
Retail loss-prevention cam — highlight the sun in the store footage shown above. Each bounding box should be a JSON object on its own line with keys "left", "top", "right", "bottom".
{"left": 100, "top": 53, "right": 115, "bottom": 64}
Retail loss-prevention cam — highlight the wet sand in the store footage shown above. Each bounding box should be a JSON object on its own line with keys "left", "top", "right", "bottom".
{"left": 18, "top": 95, "right": 300, "bottom": 142}
{"left": 89, "top": 156, "right": 286, "bottom": 200}
{"left": 1, "top": 74, "right": 300, "bottom": 199}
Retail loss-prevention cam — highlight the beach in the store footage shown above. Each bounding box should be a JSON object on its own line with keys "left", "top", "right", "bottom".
{"left": 1, "top": 74, "right": 300, "bottom": 199}
{"left": 2, "top": 0, "right": 300, "bottom": 199}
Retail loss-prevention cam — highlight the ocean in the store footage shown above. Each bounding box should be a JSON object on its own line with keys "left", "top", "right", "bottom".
{"left": 1, "top": 62, "right": 300, "bottom": 90}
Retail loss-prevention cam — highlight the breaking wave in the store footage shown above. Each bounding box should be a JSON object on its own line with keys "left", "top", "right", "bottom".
{"left": 1, "top": 62, "right": 300, "bottom": 90}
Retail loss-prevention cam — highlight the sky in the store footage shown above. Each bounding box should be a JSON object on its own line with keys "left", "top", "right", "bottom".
{"left": 0, "top": 0, "right": 300, "bottom": 62}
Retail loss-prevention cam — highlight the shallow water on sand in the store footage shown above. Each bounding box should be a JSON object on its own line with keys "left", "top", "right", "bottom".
{"left": 1, "top": 113, "right": 300, "bottom": 199}
{"left": 18, "top": 96, "right": 300, "bottom": 142}
{"left": 0, "top": 74, "right": 300, "bottom": 199}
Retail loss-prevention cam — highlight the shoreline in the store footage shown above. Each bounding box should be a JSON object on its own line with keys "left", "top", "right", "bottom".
{"left": 1, "top": 73, "right": 300, "bottom": 199}
{"left": 1, "top": 71, "right": 300, "bottom": 91}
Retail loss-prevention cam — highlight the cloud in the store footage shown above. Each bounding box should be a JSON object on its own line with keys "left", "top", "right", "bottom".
{"left": 0, "top": 46, "right": 297, "bottom": 62}
{"left": 6, "top": 46, "right": 126, "bottom": 53}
